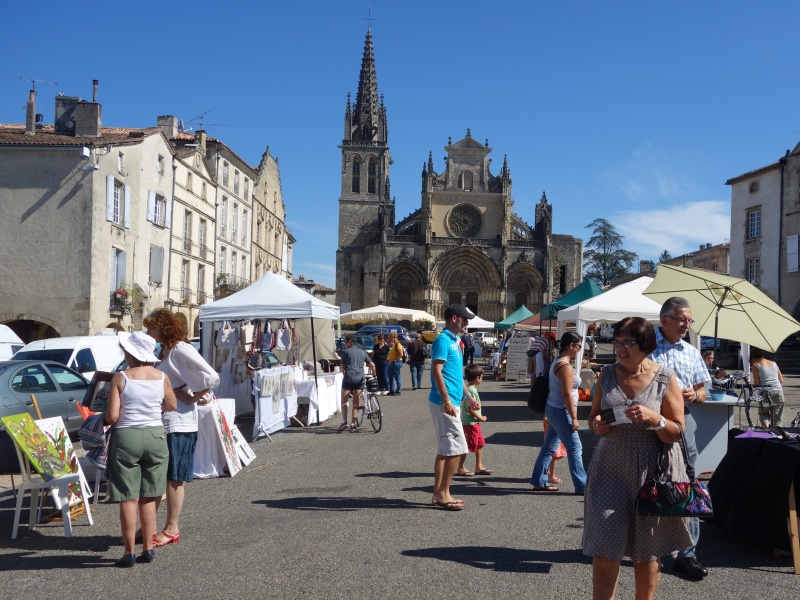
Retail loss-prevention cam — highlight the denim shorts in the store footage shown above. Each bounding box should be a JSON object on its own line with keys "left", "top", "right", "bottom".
{"left": 166, "top": 431, "right": 198, "bottom": 482}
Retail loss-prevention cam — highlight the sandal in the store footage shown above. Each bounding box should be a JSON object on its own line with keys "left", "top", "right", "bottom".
{"left": 532, "top": 485, "right": 559, "bottom": 492}
{"left": 548, "top": 476, "right": 563, "bottom": 484}
{"left": 455, "top": 470, "right": 475, "bottom": 477}
{"left": 152, "top": 530, "right": 180, "bottom": 547}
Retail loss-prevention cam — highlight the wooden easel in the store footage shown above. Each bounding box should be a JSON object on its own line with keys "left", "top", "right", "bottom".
{"left": 28, "top": 395, "right": 89, "bottom": 523}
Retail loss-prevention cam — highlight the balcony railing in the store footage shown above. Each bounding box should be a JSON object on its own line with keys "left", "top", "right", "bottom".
{"left": 183, "top": 238, "right": 192, "bottom": 253}
{"left": 109, "top": 292, "right": 132, "bottom": 315}
{"left": 215, "top": 273, "right": 250, "bottom": 295}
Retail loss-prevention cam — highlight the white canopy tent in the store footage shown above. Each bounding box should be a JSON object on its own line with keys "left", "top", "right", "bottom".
{"left": 435, "top": 315, "right": 495, "bottom": 331}
{"left": 556, "top": 276, "right": 663, "bottom": 369}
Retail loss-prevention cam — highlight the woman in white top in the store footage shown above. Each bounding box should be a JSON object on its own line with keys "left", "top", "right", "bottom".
{"left": 106, "top": 332, "right": 177, "bottom": 567}
{"left": 144, "top": 309, "right": 220, "bottom": 548}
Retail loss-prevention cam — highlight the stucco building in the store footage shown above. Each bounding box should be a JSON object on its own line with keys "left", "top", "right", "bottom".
{"left": 335, "top": 31, "right": 582, "bottom": 321}
{"left": 726, "top": 141, "right": 800, "bottom": 318}
{"left": 663, "top": 242, "right": 730, "bottom": 274}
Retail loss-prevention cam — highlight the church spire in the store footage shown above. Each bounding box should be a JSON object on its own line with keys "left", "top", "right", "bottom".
{"left": 347, "top": 28, "right": 385, "bottom": 143}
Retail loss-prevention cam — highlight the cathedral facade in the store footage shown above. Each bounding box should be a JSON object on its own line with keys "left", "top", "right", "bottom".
{"left": 336, "top": 31, "right": 583, "bottom": 322}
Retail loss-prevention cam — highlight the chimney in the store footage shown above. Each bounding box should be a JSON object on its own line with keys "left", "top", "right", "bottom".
{"left": 25, "top": 90, "right": 36, "bottom": 136}
{"left": 92, "top": 79, "right": 98, "bottom": 102}
{"left": 157, "top": 115, "right": 178, "bottom": 139}
{"left": 74, "top": 101, "right": 102, "bottom": 138}
{"left": 197, "top": 130, "right": 207, "bottom": 155}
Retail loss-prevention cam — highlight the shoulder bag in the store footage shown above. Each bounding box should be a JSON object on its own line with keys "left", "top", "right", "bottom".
{"left": 527, "top": 361, "right": 565, "bottom": 413}
{"left": 637, "top": 423, "right": 714, "bottom": 517}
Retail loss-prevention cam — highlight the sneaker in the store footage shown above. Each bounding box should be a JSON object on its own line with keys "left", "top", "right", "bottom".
{"left": 673, "top": 556, "right": 708, "bottom": 579}
{"left": 388, "top": 392, "right": 397, "bottom": 396}
{"left": 337, "top": 422, "right": 349, "bottom": 432}
{"left": 349, "top": 422, "right": 358, "bottom": 432}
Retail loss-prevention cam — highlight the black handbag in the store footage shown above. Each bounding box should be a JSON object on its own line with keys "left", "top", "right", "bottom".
{"left": 637, "top": 424, "right": 714, "bottom": 518}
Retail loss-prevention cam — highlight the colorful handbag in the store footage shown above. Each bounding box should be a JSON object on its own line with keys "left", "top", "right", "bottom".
{"left": 637, "top": 424, "right": 714, "bottom": 518}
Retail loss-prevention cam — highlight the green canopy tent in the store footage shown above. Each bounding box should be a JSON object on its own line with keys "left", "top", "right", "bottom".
{"left": 540, "top": 279, "right": 606, "bottom": 320}
{"left": 495, "top": 305, "right": 535, "bottom": 331}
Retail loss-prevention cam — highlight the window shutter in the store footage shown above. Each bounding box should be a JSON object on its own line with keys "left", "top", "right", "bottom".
{"left": 788, "top": 235, "right": 799, "bottom": 273}
{"left": 164, "top": 197, "right": 173, "bottom": 229}
{"left": 150, "top": 245, "right": 164, "bottom": 284}
{"left": 110, "top": 248, "right": 116, "bottom": 290}
{"left": 118, "top": 251, "right": 127, "bottom": 287}
{"left": 123, "top": 185, "right": 131, "bottom": 229}
{"left": 147, "top": 190, "right": 156, "bottom": 222}
{"left": 106, "top": 176, "right": 115, "bottom": 221}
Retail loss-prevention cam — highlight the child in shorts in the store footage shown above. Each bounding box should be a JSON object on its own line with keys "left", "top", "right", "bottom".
{"left": 456, "top": 364, "right": 492, "bottom": 476}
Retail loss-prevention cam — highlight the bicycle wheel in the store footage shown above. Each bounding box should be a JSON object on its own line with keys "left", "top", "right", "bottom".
{"left": 356, "top": 393, "right": 365, "bottom": 428}
{"left": 367, "top": 392, "right": 382, "bottom": 433}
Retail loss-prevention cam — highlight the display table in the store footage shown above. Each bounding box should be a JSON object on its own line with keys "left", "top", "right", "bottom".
{"left": 298, "top": 373, "right": 343, "bottom": 425}
{"left": 194, "top": 398, "right": 236, "bottom": 478}
{"left": 253, "top": 366, "right": 302, "bottom": 440}
{"left": 709, "top": 430, "right": 800, "bottom": 570}
{"left": 691, "top": 398, "right": 738, "bottom": 474}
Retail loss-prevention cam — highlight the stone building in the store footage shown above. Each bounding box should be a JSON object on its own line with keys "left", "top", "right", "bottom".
{"left": 335, "top": 31, "right": 582, "bottom": 321}
{"left": 727, "top": 141, "right": 800, "bottom": 318}
{"left": 663, "top": 242, "right": 730, "bottom": 274}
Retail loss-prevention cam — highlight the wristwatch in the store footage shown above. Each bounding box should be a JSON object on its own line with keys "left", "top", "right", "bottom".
{"left": 648, "top": 416, "right": 667, "bottom": 431}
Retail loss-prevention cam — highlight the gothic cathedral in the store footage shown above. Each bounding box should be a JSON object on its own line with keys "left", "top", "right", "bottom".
{"left": 336, "top": 30, "right": 583, "bottom": 322}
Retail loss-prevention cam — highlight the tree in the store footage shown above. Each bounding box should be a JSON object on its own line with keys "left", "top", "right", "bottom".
{"left": 583, "top": 218, "right": 637, "bottom": 285}
{"left": 658, "top": 250, "right": 672, "bottom": 263}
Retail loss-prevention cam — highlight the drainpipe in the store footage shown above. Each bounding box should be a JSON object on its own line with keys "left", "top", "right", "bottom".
{"left": 778, "top": 157, "right": 785, "bottom": 307}
{"left": 166, "top": 162, "right": 177, "bottom": 309}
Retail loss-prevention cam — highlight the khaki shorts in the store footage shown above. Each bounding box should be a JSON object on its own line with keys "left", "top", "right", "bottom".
{"left": 428, "top": 401, "right": 468, "bottom": 457}
{"left": 107, "top": 425, "right": 168, "bottom": 502}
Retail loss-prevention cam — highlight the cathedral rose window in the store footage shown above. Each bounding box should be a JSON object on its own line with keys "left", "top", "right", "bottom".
{"left": 448, "top": 204, "right": 482, "bottom": 238}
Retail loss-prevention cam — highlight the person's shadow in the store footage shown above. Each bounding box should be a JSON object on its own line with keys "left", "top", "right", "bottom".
{"left": 402, "top": 544, "right": 590, "bottom": 573}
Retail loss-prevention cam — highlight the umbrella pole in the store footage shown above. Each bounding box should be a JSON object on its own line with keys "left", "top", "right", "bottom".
{"left": 713, "top": 288, "right": 731, "bottom": 353}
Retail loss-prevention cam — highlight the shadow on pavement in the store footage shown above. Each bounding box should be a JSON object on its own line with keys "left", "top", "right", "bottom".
{"left": 402, "top": 545, "right": 591, "bottom": 573}
{"left": 354, "top": 471, "right": 431, "bottom": 479}
{"left": 254, "top": 496, "right": 426, "bottom": 511}
{"left": 0, "top": 551, "right": 115, "bottom": 571}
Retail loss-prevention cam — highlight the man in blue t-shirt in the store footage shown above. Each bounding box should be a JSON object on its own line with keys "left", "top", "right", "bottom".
{"left": 428, "top": 304, "right": 479, "bottom": 510}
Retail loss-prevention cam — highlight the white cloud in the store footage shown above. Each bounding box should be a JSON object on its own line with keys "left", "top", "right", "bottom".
{"left": 612, "top": 200, "right": 731, "bottom": 262}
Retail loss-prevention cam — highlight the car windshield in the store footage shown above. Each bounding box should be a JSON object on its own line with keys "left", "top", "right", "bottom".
{"left": 14, "top": 349, "right": 73, "bottom": 365}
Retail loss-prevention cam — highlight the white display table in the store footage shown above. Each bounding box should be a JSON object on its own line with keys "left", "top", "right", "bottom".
{"left": 692, "top": 398, "right": 738, "bottom": 475}
{"left": 252, "top": 366, "right": 302, "bottom": 440}
{"left": 297, "top": 373, "right": 343, "bottom": 425}
{"left": 194, "top": 398, "right": 236, "bottom": 479}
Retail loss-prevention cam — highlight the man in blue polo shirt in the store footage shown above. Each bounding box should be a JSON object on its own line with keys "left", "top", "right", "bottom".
{"left": 428, "top": 304, "right": 479, "bottom": 511}
{"left": 649, "top": 296, "right": 711, "bottom": 580}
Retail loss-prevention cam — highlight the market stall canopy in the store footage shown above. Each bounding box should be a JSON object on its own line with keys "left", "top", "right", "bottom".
{"left": 466, "top": 315, "right": 496, "bottom": 330}
{"left": 0, "top": 324, "right": 22, "bottom": 344}
{"left": 199, "top": 271, "right": 340, "bottom": 321}
{"left": 540, "top": 279, "right": 606, "bottom": 320}
{"left": 511, "top": 312, "right": 558, "bottom": 332}
{"left": 556, "top": 275, "right": 661, "bottom": 369}
{"left": 339, "top": 305, "right": 436, "bottom": 325}
{"left": 495, "top": 305, "right": 534, "bottom": 331}
{"left": 643, "top": 264, "right": 800, "bottom": 352}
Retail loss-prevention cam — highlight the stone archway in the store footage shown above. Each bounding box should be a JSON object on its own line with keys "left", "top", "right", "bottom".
{"left": 174, "top": 312, "right": 190, "bottom": 337}
{"left": 506, "top": 263, "right": 545, "bottom": 314}
{"left": 0, "top": 314, "right": 61, "bottom": 343}
{"left": 431, "top": 247, "right": 502, "bottom": 320}
{"left": 104, "top": 322, "right": 126, "bottom": 333}
{"left": 385, "top": 260, "right": 426, "bottom": 310}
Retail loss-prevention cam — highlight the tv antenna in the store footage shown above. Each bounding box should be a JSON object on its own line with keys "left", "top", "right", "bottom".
{"left": 184, "top": 109, "right": 232, "bottom": 131}
{"left": 16, "top": 75, "right": 59, "bottom": 95}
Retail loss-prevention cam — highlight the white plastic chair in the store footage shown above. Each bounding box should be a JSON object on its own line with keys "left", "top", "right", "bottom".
{"left": 11, "top": 442, "right": 94, "bottom": 539}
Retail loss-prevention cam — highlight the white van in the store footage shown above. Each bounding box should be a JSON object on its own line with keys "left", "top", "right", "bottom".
{"left": 13, "top": 334, "right": 125, "bottom": 380}
{"left": 0, "top": 324, "right": 24, "bottom": 361}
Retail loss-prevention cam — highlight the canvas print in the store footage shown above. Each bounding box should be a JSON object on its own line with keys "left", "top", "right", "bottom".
{"left": 82, "top": 371, "right": 114, "bottom": 413}
{"left": 230, "top": 425, "right": 256, "bottom": 466}
{"left": 36, "top": 417, "right": 91, "bottom": 506}
{"left": 1, "top": 413, "right": 73, "bottom": 507}
{"left": 211, "top": 401, "right": 242, "bottom": 477}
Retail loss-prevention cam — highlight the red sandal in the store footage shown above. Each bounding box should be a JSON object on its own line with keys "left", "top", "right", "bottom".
{"left": 152, "top": 531, "right": 180, "bottom": 547}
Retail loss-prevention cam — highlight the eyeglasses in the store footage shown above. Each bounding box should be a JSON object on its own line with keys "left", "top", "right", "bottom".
{"left": 665, "top": 315, "right": 695, "bottom": 326}
{"left": 611, "top": 339, "right": 638, "bottom": 349}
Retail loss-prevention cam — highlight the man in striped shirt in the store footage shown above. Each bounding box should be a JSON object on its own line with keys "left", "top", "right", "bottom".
{"left": 649, "top": 296, "right": 711, "bottom": 581}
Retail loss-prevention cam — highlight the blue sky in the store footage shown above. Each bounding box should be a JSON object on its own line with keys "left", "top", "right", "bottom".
{"left": 2, "top": 1, "right": 798, "bottom": 288}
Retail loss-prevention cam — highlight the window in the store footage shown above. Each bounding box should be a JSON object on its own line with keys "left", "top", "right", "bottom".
{"left": 201, "top": 181, "right": 207, "bottom": 200}
{"left": 197, "top": 265, "right": 205, "bottom": 303}
{"left": 199, "top": 219, "right": 206, "bottom": 255}
{"left": 559, "top": 265, "right": 567, "bottom": 295}
{"left": 157, "top": 154, "right": 165, "bottom": 175}
{"left": 242, "top": 210, "right": 248, "bottom": 246}
{"left": 241, "top": 255, "right": 247, "bottom": 279}
{"left": 181, "top": 260, "right": 189, "bottom": 301}
{"left": 220, "top": 246, "right": 227, "bottom": 275}
{"left": 244, "top": 177, "right": 249, "bottom": 198}
{"left": 232, "top": 203, "right": 238, "bottom": 240}
{"left": 368, "top": 158, "right": 376, "bottom": 194}
{"left": 220, "top": 196, "right": 228, "bottom": 238}
{"left": 712, "top": 262, "right": 719, "bottom": 272}
{"left": 70, "top": 350, "right": 96, "bottom": 375}
{"left": 147, "top": 192, "right": 169, "bottom": 227}
{"left": 186, "top": 171, "right": 193, "bottom": 193}
{"left": 747, "top": 209, "right": 761, "bottom": 239}
{"left": 149, "top": 245, "right": 164, "bottom": 284}
{"left": 748, "top": 257, "right": 760, "bottom": 285}
{"left": 183, "top": 211, "right": 192, "bottom": 253}
{"left": 749, "top": 181, "right": 759, "bottom": 193}
{"left": 788, "top": 234, "right": 799, "bottom": 273}
{"left": 352, "top": 159, "right": 360, "bottom": 193}
{"left": 12, "top": 365, "right": 56, "bottom": 393}
{"left": 118, "top": 152, "right": 124, "bottom": 173}
{"left": 110, "top": 247, "right": 126, "bottom": 291}
{"left": 234, "top": 169, "right": 240, "bottom": 195}
{"left": 106, "top": 176, "right": 130, "bottom": 228}
{"left": 223, "top": 161, "right": 229, "bottom": 187}
{"left": 461, "top": 171, "right": 473, "bottom": 191}
{"left": 231, "top": 251, "right": 237, "bottom": 276}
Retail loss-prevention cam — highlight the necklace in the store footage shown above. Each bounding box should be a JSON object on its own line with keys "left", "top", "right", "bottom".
{"left": 621, "top": 359, "right": 650, "bottom": 382}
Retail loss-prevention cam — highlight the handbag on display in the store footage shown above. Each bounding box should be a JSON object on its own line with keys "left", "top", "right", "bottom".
{"left": 637, "top": 424, "right": 714, "bottom": 518}
{"left": 274, "top": 319, "right": 291, "bottom": 351}
{"left": 215, "top": 321, "right": 237, "bottom": 349}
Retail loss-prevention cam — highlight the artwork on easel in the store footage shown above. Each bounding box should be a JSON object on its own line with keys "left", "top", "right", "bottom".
{"left": 1, "top": 414, "right": 73, "bottom": 508}
{"left": 210, "top": 401, "right": 242, "bottom": 477}
{"left": 36, "top": 417, "right": 92, "bottom": 506}
{"left": 82, "top": 371, "right": 114, "bottom": 413}
{"left": 230, "top": 425, "right": 256, "bottom": 466}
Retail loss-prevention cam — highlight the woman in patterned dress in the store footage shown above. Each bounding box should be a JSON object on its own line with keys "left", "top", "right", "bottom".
{"left": 583, "top": 317, "right": 691, "bottom": 600}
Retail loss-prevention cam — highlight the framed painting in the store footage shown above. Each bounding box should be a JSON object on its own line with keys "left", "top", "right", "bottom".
{"left": 210, "top": 401, "right": 242, "bottom": 477}
{"left": 36, "top": 417, "right": 91, "bottom": 506}
{"left": 230, "top": 425, "right": 256, "bottom": 466}
{"left": 1, "top": 413, "right": 71, "bottom": 485}
{"left": 82, "top": 371, "right": 114, "bottom": 413}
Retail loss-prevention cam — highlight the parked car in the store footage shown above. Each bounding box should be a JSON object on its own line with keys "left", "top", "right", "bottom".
{"left": 0, "top": 360, "right": 89, "bottom": 434}
{"left": 13, "top": 334, "right": 125, "bottom": 381}
{"left": 472, "top": 332, "right": 497, "bottom": 349}
{"left": 0, "top": 324, "right": 24, "bottom": 361}
{"left": 355, "top": 325, "right": 412, "bottom": 347}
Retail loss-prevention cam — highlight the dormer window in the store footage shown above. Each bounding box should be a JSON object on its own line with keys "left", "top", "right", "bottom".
{"left": 749, "top": 181, "right": 759, "bottom": 193}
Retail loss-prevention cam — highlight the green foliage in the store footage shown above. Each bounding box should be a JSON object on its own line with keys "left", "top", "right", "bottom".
{"left": 583, "top": 218, "right": 637, "bottom": 286}
{"left": 420, "top": 319, "right": 434, "bottom": 330}
{"left": 658, "top": 250, "right": 673, "bottom": 263}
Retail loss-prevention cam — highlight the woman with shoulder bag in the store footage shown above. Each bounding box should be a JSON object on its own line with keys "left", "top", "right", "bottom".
{"left": 583, "top": 317, "right": 691, "bottom": 600}
{"left": 386, "top": 332, "right": 404, "bottom": 396}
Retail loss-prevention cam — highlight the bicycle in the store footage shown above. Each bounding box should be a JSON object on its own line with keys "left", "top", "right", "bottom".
{"left": 713, "top": 372, "right": 774, "bottom": 428}
{"left": 343, "top": 376, "right": 382, "bottom": 433}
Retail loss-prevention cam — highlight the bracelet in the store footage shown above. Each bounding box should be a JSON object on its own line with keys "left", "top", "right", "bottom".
{"left": 442, "top": 400, "right": 451, "bottom": 405}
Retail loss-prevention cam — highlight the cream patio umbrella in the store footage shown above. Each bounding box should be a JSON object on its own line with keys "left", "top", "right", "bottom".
{"left": 339, "top": 304, "right": 438, "bottom": 325}
{"left": 643, "top": 264, "right": 800, "bottom": 352}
